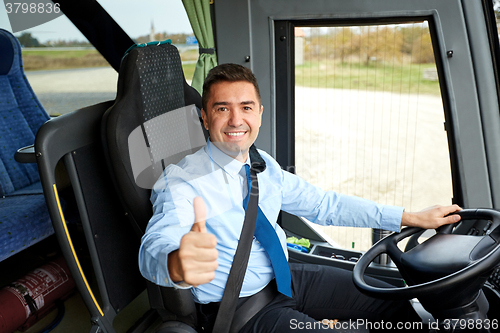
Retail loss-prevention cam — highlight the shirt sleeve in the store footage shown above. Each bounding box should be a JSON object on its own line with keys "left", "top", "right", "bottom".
{"left": 138, "top": 166, "right": 198, "bottom": 288}
{"left": 279, "top": 169, "right": 403, "bottom": 232}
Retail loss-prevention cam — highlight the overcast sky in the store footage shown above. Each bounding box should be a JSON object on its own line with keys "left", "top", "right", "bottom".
{"left": 0, "top": 0, "right": 193, "bottom": 43}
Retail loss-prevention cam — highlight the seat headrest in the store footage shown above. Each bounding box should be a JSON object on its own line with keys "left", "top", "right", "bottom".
{"left": 0, "top": 29, "right": 16, "bottom": 75}
{"left": 116, "top": 40, "right": 186, "bottom": 121}
{"left": 113, "top": 41, "right": 206, "bottom": 189}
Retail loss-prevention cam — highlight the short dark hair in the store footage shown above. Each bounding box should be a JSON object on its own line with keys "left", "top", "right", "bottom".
{"left": 202, "top": 63, "right": 261, "bottom": 111}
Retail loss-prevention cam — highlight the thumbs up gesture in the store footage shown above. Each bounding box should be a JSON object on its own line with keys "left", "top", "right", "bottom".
{"left": 191, "top": 196, "right": 208, "bottom": 233}
{"left": 167, "top": 197, "right": 219, "bottom": 287}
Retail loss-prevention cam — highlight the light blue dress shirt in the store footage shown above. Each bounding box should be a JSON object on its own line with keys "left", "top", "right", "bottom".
{"left": 139, "top": 140, "right": 403, "bottom": 304}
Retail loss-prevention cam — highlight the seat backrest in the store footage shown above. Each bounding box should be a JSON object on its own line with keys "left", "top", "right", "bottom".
{"left": 35, "top": 101, "right": 150, "bottom": 333}
{"left": 102, "top": 41, "right": 207, "bottom": 328}
{"left": 0, "top": 28, "right": 50, "bottom": 195}
{"left": 102, "top": 41, "right": 206, "bottom": 235}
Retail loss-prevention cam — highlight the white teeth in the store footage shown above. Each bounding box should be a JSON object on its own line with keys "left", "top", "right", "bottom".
{"left": 226, "top": 132, "right": 245, "bottom": 137}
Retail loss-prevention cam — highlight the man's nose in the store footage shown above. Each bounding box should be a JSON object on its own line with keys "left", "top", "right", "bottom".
{"left": 228, "top": 110, "right": 243, "bottom": 126}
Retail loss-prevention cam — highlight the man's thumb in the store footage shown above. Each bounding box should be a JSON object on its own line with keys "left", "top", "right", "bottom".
{"left": 191, "top": 196, "right": 207, "bottom": 233}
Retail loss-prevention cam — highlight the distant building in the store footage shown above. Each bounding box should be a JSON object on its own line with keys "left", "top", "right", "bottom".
{"left": 295, "top": 27, "right": 305, "bottom": 65}
{"left": 150, "top": 20, "right": 155, "bottom": 42}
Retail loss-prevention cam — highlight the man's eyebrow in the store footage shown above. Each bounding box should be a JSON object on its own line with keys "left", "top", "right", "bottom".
{"left": 212, "top": 101, "right": 229, "bottom": 107}
{"left": 211, "top": 101, "right": 256, "bottom": 107}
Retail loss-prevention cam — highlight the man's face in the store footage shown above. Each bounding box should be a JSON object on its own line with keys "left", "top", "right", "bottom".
{"left": 201, "top": 80, "right": 263, "bottom": 162}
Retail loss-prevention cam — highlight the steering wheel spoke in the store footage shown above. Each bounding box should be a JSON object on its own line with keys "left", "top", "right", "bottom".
{"left": 385, "top": 236, "right": 403, "bottom": 266}
{"left": 382, "top": 227, "right": 423, "bottom": 276}
{"left": 436, "top": 222, "right": 458, "bottom": 234}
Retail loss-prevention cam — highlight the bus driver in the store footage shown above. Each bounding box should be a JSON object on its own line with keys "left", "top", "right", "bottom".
{"left": 139, "top": 63, "right": 462, "bottom": 332}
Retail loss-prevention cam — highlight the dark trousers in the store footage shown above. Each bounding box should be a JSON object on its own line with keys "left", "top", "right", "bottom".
{"left": 237, "top": 263, "right": 421, "bottom": 332}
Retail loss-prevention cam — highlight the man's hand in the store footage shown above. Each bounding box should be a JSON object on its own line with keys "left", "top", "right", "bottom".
{"left": 401, "top": 204, "right": 462, "bottom": 229}
{"left": 168, "top": 197, "right": 218, "bottom": 287}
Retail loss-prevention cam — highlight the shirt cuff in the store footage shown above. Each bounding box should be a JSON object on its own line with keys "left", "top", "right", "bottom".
{"left": 381, "top": 205, "right": 405, "bottom": 232}
{"left": 169, "top": 279, "right": 193, "bottom": 289}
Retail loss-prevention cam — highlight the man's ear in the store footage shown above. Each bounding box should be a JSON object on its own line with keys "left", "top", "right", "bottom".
{"left": 258, "top": 105, "right": 263, "bottom": 128}
{"left": 201, "top": 108, "right": 208, "bottom": 130}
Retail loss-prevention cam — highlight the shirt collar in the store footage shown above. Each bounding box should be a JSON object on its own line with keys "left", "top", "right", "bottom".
{"left": 204, "top": 140, "right": 250, "bottom": 179}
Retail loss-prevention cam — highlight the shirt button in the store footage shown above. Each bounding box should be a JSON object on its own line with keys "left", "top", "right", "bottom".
{"left": 152, "top": 275, "right": 156, "bottom": 280}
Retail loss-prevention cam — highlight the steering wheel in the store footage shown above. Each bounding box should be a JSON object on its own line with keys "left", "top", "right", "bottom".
{"left": 353, "top": 209, "right": 500, "bottom": 301}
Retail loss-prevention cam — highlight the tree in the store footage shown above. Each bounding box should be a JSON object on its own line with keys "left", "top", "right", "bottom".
{"left": 399, "top": 25, "right": 427, "bottom": 55}
{"left": 16, "top": 32, "right": 40, "bottom": 47}
{"left": 411, "top": 32, "right": 434, "bottom": 64}
{"left": 357, "top": 26, "right": 404, "bottom": 66}
{"left": 334, "top": 27, "right": 355, "bottom": 64}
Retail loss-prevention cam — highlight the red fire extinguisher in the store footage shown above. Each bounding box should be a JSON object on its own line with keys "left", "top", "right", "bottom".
{"left": 0, "top": 256, "right": 76, "bottom": 333}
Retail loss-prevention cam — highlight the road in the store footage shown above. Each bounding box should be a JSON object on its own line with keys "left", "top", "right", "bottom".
{"left": 294, "top": 86, "right": 450, "bottom": 250}
{"left": 26, "top": 67, "right": 118, "bottom": 116}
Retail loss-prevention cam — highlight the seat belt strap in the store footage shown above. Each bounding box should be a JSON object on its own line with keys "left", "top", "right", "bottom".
{"left": 212, "top": 165, "right": 259, "bottom": 333}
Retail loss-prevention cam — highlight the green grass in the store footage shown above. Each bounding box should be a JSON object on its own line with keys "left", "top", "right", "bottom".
{"left": 182, "top": 63, "right": 196, "bottom": 82}
{"left": 22, "top": 49, "right": 98, "bottom": 58}
{"left": 295, "top": 60, "right": 441, "bottom": 96}
{"left": 22, "top": 49, "right": 198, "bottom": 80}
{"left": 21, "top": 49, "right": 109, "bottom": 71}
{"left": 21, "top": 51, "right": 439, "bottom": 97}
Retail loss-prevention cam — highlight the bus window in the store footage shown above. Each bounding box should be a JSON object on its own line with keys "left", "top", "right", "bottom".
{"left": 5, "top": 1, "right": 195, "bottom": 117}
{"left": 23, "top": 48, "right": 116, "bottom": 116}
{"left": 294, "top": 22, "right": 452, "bottom": 251}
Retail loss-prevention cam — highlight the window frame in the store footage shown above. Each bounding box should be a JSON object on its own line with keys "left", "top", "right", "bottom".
{"left": 274, "top": 15, "right": 463, "bottom": 208}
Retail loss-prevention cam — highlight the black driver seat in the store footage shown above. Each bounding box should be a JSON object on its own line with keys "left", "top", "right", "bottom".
{"left": 101, "top": 41, "right": 208, "bottom": 332}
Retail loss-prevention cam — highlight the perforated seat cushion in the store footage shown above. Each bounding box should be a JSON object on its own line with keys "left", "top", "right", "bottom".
{"left": 0, "top": 182, "right": 53, "bottom": 261}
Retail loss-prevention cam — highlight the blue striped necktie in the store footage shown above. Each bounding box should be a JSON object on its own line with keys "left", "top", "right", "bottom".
{"left": 243, "top": 164, "right": 292, "bottom": 297}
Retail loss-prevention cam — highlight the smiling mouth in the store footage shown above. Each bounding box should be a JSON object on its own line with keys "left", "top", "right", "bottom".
{"left": 225, "top": 131, "right": 247, "bottom": 137}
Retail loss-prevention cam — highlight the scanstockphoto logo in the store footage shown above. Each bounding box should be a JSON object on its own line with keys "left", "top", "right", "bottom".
{"left": 4, "top": 1, "right": 63, "bottom": 33}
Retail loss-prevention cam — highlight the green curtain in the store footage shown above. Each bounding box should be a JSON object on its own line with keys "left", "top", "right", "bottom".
{"left": 182, "top": 0, "right": 218, "bottom": 95}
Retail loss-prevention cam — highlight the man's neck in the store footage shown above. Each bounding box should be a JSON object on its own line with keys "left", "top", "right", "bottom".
{"left": 210, "top": 140, "right": 249, "bottom": 163}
